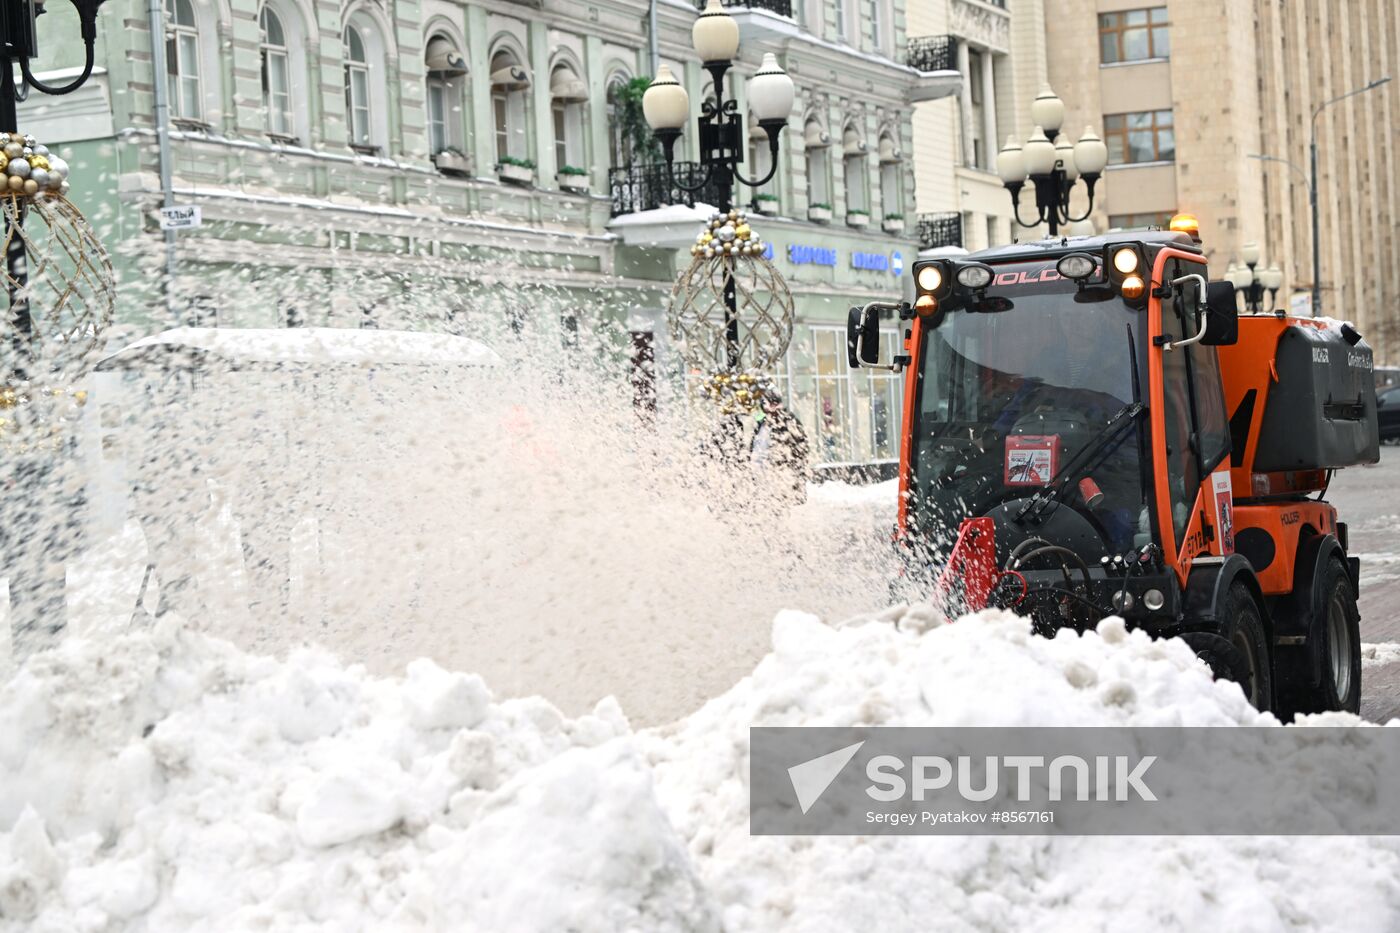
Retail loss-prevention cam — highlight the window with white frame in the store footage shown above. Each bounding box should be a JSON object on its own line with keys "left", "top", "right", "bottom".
{"left": 426, "top": 35, "right": 468, "bottom": 157}
{"left": 867, "top": 0, "right": 883, "bottom": 53}
{"left": 550, "top": 64, "right": 587, "bottom": 174}
{"left": 490, "top": 49, "right": 530, "bottom": 163}
{"left": 804, "top": 121, "right": 830, "bottom": 208}
{"left": 843, "top": 127, "right": 868, "bottom": 215}
{"left": 166, "top": 0, "right": 202, "bottom": 121}
{"left": 260, "top": 6, "right": 292, "bottom": 137}
{"left": 879, "top": 161, "right": 899, "bottom": 221}
{"left": 833, "top": 0, "right": 848, "bottom": 42}
{"left": 343, "top": 25, "right": 372, "bottom": 148}
{"left": 748, "top": 119, "right": 773, "bottom": 205}
{"left": 785, "top": 325, "right": 902, "bottom": 464}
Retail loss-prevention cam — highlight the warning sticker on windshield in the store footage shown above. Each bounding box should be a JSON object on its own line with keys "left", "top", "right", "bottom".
{"left": 1005, "top": 435, "right": 1059, "bottom": 486}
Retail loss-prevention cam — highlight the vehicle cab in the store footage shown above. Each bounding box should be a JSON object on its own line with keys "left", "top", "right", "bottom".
{"left": 849, "top": 228, "right": 1239, "bottom": 635}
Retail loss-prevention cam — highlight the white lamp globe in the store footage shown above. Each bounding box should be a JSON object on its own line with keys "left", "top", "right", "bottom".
{"left": 1053, "top": 134, "right": 1078, "bottom": 180}
{"left": 1261, "top": 263, "right": 1284, "bottom": 290}
{"left": 996, "top": 135, "right": 1027, "bottom": 183}
{"left": 1241, "top": 241, "right": 1261, "bottom": 267}
{"left": 1030, "top": 85, "right": 1065, "bottom": 137}
{"left": 1228, "top": 263, "right": 1254, "bottom": 290}
{"left": 748, "top": 53, "right": 794, "bottom": 122}
{"left": 693, "top": 0, "right": 740, "bottom": 63}
{"left": 1073, "top": 126, "right": 1109, "bottom": 175}
{"left": 1024, "top": 126, "right": 1056, "bottom": 176}
{"left": 642, "top": 64, "right": 690, "bottom": 131}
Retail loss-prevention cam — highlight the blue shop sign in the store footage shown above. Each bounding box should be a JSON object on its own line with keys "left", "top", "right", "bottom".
{"left": 891, "top": 251, "right": 904, "bottom": 276}
{"left": 851, "top": 251, "right": 890, "bottom": 272}
{"left": 788, "top": 244, "right": 838, "bottom": 266}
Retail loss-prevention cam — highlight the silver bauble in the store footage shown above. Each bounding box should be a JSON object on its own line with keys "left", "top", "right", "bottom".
{"left": 9, "top": 158, "right": 29, "bottom": 178}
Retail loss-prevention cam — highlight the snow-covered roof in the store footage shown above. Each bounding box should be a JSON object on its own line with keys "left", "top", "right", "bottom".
{"left": 97, "top": 327, "right": 500, "bottom": 370}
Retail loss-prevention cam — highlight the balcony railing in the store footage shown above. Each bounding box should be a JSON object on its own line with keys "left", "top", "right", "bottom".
{"left": 693, "top": 0, "right": 794, "bottom": 14}
{"left": 608, "top": 162, "right": 725, "bottom": 217}
{"left": 917, "top": 212, "right": 963, "bottom": 250}
{"left": 906, "top": 35, "right": 957, "bottom": 73}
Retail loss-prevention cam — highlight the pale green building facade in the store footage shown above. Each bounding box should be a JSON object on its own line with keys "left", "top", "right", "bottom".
{"left": 24, "top": 0, "right": 958, "bottom": 467}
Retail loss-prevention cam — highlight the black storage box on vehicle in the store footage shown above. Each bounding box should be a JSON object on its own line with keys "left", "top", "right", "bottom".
{"left": 1253, "top": 322, "right": 1380, "bottom": 471}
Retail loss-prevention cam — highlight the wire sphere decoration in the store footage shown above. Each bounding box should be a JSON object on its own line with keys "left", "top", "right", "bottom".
{"left": 668, "top": 210, "right": 795, "bottom": 377}
{"left": 0, "top": 191, "right": 115, "bottom": 451}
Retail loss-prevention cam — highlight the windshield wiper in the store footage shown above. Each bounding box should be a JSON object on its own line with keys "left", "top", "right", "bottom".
{"left": 1014, "top": 401, "right": 1145, "bottom": 524}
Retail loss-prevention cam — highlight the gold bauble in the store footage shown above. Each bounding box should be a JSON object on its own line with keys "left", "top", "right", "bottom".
{"left": 29, "top": 155, "right": 48, "bottom": 171}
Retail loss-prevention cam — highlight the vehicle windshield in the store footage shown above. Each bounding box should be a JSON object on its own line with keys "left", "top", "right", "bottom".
{"left": 910, "top": 261, "right": 1149, "bottom": 552}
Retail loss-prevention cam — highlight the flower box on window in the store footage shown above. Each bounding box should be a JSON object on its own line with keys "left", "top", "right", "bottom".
{"left": 434, "top": 150, "right": 472, "bottom": 176}
{"left": 557, "top": 166, "right": 589, "bottom": 192}
{"left": 882, "top": 215, "right": 904, "bottom": 234}
{"left": 846, "top": 211, "right": 870, "bottom": 228}
{"left": 497, "top": 158, "right": 536, "bottom": 184}
{"left": 755, "top": 195, "right": 780, "bottom": 215}
{"left": 808, "top": 203, "right": 832, "bottom": 223}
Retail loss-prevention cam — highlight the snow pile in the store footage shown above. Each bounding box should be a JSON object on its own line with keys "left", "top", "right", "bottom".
{"left": 5, "top": 610, "right": 1400, "bottom": 931}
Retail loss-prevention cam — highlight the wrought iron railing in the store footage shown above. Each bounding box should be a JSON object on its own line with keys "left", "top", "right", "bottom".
{"left": 917, "top": 212, "right": 963, "bottom": 250}
{"left": 608, "top": 162, "right": 726, "bottom": 217}
{"left": 906, "top": 35, "right": 957, "bottom": 73}
{"left": 693, "top": 0, "right": 794, "bottom": 15}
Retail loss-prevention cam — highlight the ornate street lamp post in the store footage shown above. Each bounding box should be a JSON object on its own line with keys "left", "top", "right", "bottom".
{"left": 641, "top": 0, "right": 794, "bottom": 372}
{"left": 1226, "top": 243, "right": 1283, "bottom": 313}
{"left": 994, "top": 86, "right": 1109, "bottom": 238}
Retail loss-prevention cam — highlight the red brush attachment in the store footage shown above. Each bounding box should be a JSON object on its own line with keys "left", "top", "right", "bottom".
{"left": 934, "top": 517, "right": 1000, "bottom": 612}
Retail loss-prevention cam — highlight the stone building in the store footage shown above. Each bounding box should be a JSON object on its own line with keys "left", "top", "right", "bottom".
{"left": 1043, "top": 0, "right": 1399, "bottom": 359}
{"left": 22, "top": 0, "right": 958, "bottom": 467}
{"left": 908, "top": 0, "right": 1051, "bottom": 254}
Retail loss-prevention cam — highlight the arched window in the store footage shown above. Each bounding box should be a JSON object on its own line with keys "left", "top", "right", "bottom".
{"left": 804, "top": 119, "right": 831, "bottom": 213}
{"left": 260, "top": 7, "right": 292, "bottom": 136}
{"left": 878, "top": 132, "right": 901, "bottom": 221}
{"left": 747, "top": 116, "right": 774, "bottom": 206}
{"left": 843, "top": 125, "right": 868, "bottom": 216}
{"left": 166, "top": 0, "right": 202, "bottom": 120}
{"left": 426, "top": 34, "right": 468, "bottom": 158}
{"left": 490, "top": 49, "right": 531, "bottom": 164}
{"left": 550, "top": 63, "right": 587, "bottom": 177}
{"left": 344, "top": 25, "right": 372, "bottom": 148}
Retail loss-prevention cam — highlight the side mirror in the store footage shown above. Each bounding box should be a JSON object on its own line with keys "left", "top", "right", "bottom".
{"left": 1202, "top": 281, "right": 1239, "bottom": 346}
{"left": 847, "top": 305, "right": 880, "bottom": 367}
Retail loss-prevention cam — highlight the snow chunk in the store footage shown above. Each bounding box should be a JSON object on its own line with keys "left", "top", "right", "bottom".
{"left": 401, "top": 658, "right": 492, "bottom": 731}
{"left": 295, "top": 764, "right": 406, "bottom": 848}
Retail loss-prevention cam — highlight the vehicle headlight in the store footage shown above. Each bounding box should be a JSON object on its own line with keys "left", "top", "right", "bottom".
{"left": 1112, "top": 247, "right": 1140, "bottom": 274}
{"left": 916, "top": 265, "right": 942, "bottom": 293}
{"left": 1056, "top": 254, "right": 1096, "bottom": 280}
{"left": 956, "top": 265, "right": 993, "bottom": 289}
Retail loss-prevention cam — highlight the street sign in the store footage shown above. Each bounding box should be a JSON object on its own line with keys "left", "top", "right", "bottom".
{"left": 1289, "top": 291, "right": 1312, "bottom": 317}
{"left": 159, "top": 205, "right": 201, "bottom": 230}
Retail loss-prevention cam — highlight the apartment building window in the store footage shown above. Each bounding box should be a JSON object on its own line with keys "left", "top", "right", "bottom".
{"left": 968, "top": 47, "right": 985, "bottom": 167}
{"left": 426, "top": 36, "right": 469, "bottom": 157}
{"left": 1103, "top": 110, "right": 1174, "bottom": 164}
{"left": 1108, "top": 211, "right": 1175, "bottom": 229}
{"left": 491, "top": 49, "right": 531, "bottom": 163}
{"left": 805, "top": 119, "right": 832, "bottom": 209}
{"left": 1099, "top": 7, "right": 1169, "bottom": 64}
{"left": 259, "top": 7, "right": 292, "bottom": 137}
{"left": 343, "top": 26, "right": 372, "bottom": 148}
{"left": 166, "top": 0, "right": 202, "bottom": 121}
{"left": 867, "top": 0, "right": 883, "bottom": 53}
{"left": 834, "top": 0, "right": 849, "bottom": 42}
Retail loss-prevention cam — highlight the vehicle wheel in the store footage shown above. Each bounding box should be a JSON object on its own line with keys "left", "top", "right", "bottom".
{"left": 1281, "top": 560, "right": 1362, "bottom": 717}
{"left": 1216, "top": 583, "right": 1273, "bottom": 712}
{"left": 1180, "top": 631, "right": 1250, "bottom": 687}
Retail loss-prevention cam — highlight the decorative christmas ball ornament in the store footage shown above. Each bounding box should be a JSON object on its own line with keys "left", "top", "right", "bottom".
{"left": 671, "top": 208, "right": 795, "bottom": 394}
{"left": 0, "top": 133, "right": 68, "bottom": 198}
{"left": 0, "top": 131, "right": 114, "bottom": 452}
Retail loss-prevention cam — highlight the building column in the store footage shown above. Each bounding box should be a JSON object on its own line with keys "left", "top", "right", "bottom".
{"left": 465, "top": 6, "right": 494, "bottom": 176}
{"left": 981, "top": 50, "right": 998, "bottom": 172}
{"left": 528, "top": 22, "right": 556, "bottom": 186}
{"left": 956, "top": 40, "right": 974, "bottom": 167}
